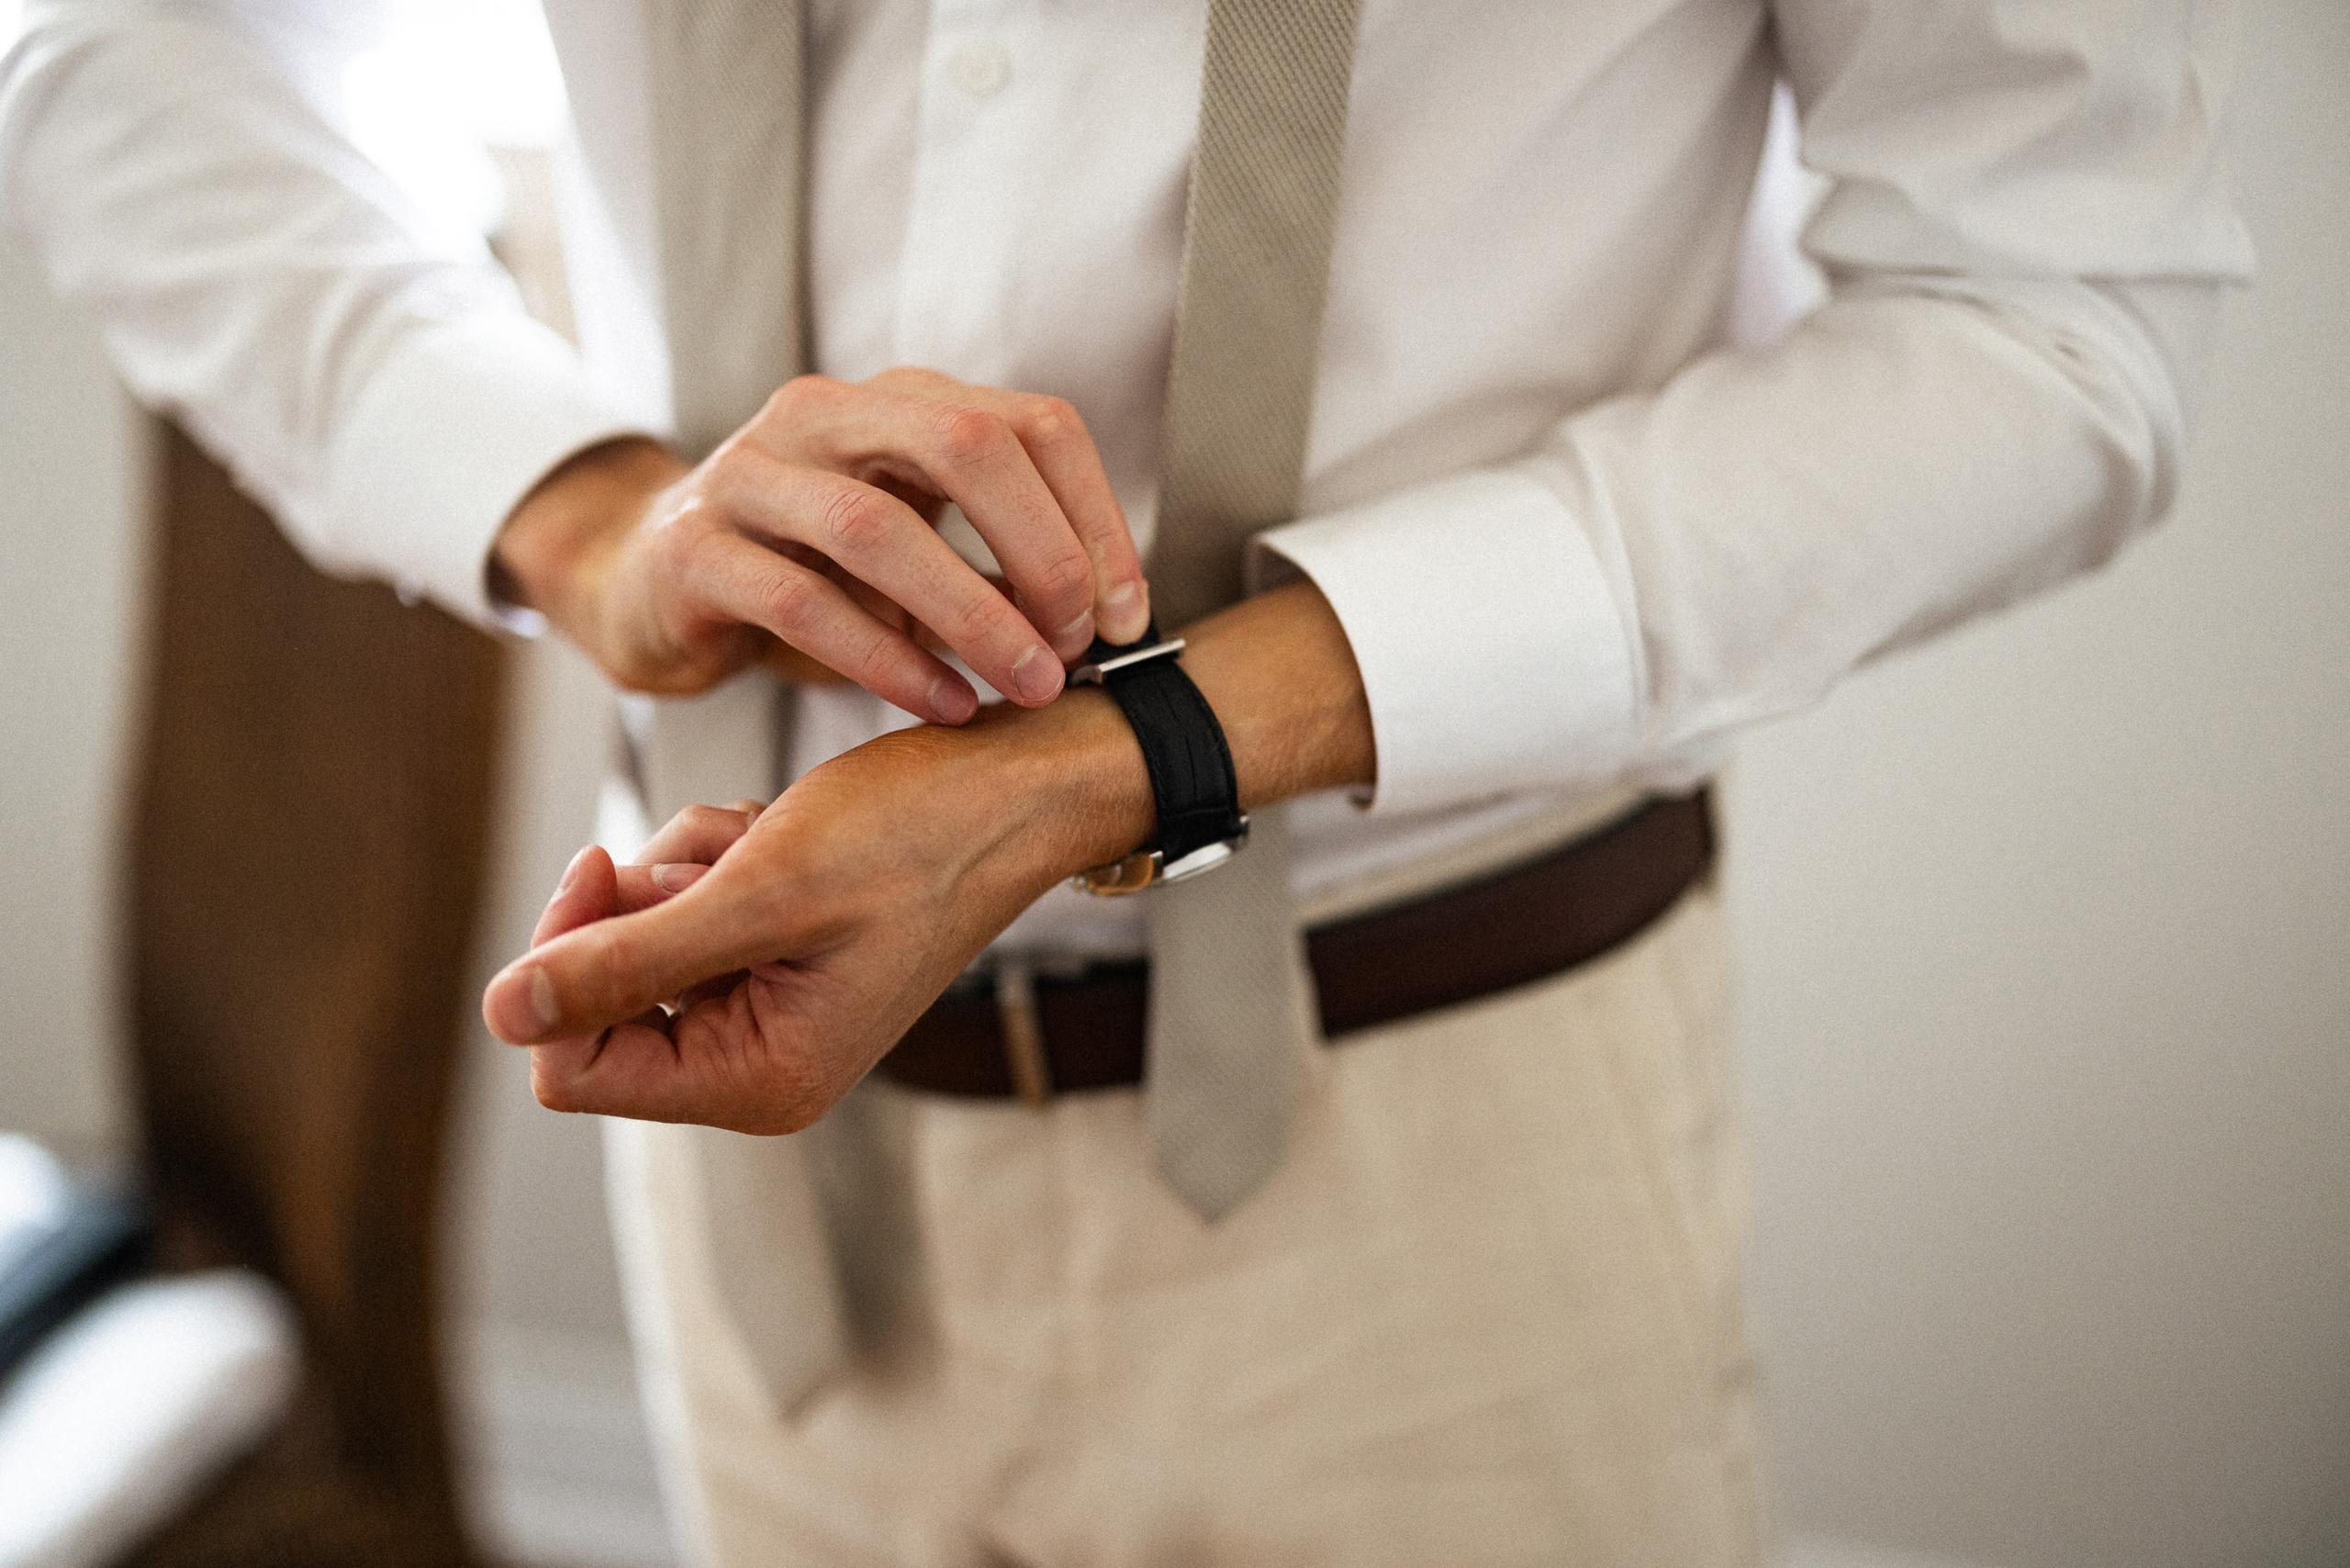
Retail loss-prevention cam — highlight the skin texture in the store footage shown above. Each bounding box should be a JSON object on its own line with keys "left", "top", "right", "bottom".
{"left": 492, "top": 366, "right": 1155, "bottom": 722}
{"left": 483, "top": 578, "right": 1375, "bottom": 1132}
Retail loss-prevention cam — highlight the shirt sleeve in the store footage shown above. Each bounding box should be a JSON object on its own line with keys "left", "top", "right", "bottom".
{"left": 1255, "top": 0, "right": 2254, "bottom": 820}
{"left": 0, "top": 0, "right": 646, "bottom": 627}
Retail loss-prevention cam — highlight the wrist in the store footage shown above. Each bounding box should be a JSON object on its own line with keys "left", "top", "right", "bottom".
{"left": 933, "top": 687, "right": 1157, "bottom": 895}
{"left": 1170, "top": 579, "right": 1375, "bottom": 808}
{"left": 925, "top": 578, "right": 1371, "bottom": 892}
{"left": 490, "top": 436, "right": 684, "bottom": 642}
{"left": 886, "top": 577, "right": 1371, "bottom": 905}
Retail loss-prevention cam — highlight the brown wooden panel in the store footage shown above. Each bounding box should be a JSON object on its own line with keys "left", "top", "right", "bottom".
{"left": 122, "top": 423, "right": 503, "bottom": 1567}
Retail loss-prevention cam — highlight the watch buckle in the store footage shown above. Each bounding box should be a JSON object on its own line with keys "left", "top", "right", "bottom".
{"left": 1069, "top": 637, "right": 1184, "bottom": 686}
{"left": 1070, "top": 815, "right": 1249, "bottom": 897}
{"left": 1071, "top": 848, "right": 1160, "bottom": 896}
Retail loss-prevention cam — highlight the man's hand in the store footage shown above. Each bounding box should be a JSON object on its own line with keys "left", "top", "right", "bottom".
{"left": 492, "top": 704, "right": 1129, "bottom": 1131}
{"left": 492, "top": 367, "right": 1152, "bottom": 722}
{"left": 482, "top": 580, "right": 1375, "bottom": 1130}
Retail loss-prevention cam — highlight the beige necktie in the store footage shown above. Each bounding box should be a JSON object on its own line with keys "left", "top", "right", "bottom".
{"left": 1145, "top": 0, "right": 1363, "bottom": 1221}
{"left": 637, "top": 0, "right": 1362, "bottom": 1404}
{"left": 640, "top": 0, "right": 844, "bottom": 1417}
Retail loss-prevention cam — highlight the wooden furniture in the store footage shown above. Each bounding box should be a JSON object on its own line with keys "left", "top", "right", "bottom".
{"left": 118, "top": 425, "right": 504, "bottom": 1568}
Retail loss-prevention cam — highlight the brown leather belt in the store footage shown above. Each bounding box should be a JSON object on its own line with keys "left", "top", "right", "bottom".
{"left": 876, "top": 789, "right": 1714, "bottom": 1100}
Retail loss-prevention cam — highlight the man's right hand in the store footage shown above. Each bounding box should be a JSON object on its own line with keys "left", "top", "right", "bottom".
{"left": 489, "top": 366, "right": 1153, "bottom": 723}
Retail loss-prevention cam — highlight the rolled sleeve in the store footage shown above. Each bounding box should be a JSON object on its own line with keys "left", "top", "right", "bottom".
{"left": 319, "top": 312, "right": 643, "bottom": 627}
{"left": 1251, "top": 467, "right": 1636, "bottom": 818}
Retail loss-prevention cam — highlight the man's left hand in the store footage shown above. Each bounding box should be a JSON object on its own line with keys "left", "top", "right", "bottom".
{"left": 487, "top": 689, "right": 1147, "bottom": 1130}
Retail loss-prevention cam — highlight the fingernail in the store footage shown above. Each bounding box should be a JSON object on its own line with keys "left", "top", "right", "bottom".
{"left": 1105, "top": 580, "right": 1148, "bottom": 642}
{"left": 529, "top": 967, "right": 558, "bottom": 1028}
{"left": 929, "top": 674, "right": 978, "bottom": 724}
{"left": 1056, "top": 609, "right": 1095, "bottom": 658}
{"left": 652, "top": 862, "right": 707, "bottom": 894}
{"left": 1010, "top": 644, "right": 1062, "bottom": 705}
{"left": 491, "top": 963, "right": 561, "bottom": 1040}
{"left": 554, "top": 845, "right": 592, "bottom": 897}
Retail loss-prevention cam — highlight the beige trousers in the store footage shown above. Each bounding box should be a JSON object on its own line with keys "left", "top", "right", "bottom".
{"left": 606, "top": 885, "right": 1761, "bottom": 1568}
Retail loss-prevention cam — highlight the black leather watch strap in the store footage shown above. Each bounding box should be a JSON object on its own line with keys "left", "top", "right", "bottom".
{"left": 1080, "top": 622, "right": 1245, "bottom": 865}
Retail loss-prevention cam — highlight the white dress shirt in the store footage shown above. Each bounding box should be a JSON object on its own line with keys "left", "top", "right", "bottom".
{"left": 1, "top": 0, "right": 2253, "bottom": 956}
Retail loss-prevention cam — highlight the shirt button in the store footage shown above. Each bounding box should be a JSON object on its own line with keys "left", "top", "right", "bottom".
{"left": 946, "top": 41, "right": 1012, "bottom": 99}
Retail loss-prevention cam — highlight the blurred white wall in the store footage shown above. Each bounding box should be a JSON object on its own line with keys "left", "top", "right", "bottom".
{"left": 2, "top": 4, "right": 2344, "bottom": 1566}
{"left": 1730, "top": 6, "right": 2350, "bottom": 1563}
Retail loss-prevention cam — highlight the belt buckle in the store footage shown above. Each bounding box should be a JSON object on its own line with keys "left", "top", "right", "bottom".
{"left": 992, "top": 953, "right": 1053, "bottom": 1108}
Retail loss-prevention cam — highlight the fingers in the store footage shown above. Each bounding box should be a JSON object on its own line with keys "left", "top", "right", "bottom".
{"left": 884, "top": 396, "right": 1102, "bottom": 656}
{"left": 498, "top": 845, "right": 623, "bottom": 1058}
{"left": 525, "top": 993, "right": 828, "bottom": 1136}
{"left": 684, "top": 528, "right": 983, "bottom": 722}
{"left": 694, "top": 445, "right": 1035, "bottom": 709}
{"left": 753, "top": 375, "right": 1150, "bottom": 675}
{"left": 633, "top": 801, "right": 761, "bottom": 868}
{"left": 724, "top": 458, "right": 1059, "bottom": 706}
{"left": 904, "top": 381, "right": 1152, "bottom": 645}
{"left": 526, "top": 1022, "right": 713, "bottom": 1126}
{"left": 760, "top": 633, "right": 858, "bottom": 687}
{"left": 510, "top": 802, "right": 748, "bottom": 1003}
{"left": 484, "top": 851, "right": 792, "bottom": 1047}
{"left": 527, "top": 818, "right": 722, "bottom": 958}
{"left": 532, "top": 845, "right": 619, "bottom": 947}
{"left": 527, "top": 842, "right": 711, "bottom": 961}
{"left": 616, "top": 861, "right": 709, "bottom": 907}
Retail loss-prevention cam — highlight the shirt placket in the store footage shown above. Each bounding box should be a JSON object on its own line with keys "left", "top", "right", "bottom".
{"left": 895, "top": 0, "right": 1035, "bottom": 383}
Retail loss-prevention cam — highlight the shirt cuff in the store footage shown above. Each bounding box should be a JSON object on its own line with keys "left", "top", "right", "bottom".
{"left": 1250, "top": 466, "right": 1637, "bottom": 818}
{"left": 318, "top": 311, "right": 648, "bottom": 629}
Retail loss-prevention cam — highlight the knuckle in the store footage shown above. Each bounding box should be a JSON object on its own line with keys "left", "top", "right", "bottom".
{"left": 939, "top": 590, "right": 1011, "bottom": 652}
{"left": 843, "top": 620, "right": 905, "bottom": 687}
{"left": 705, "top": 431, "right": 751, "bottom": 473}
{"left": 591, "top": 924, "right": 637, "bottom": 982}
{"left": 705, "top": 441, "right": 767, "bottom": 497}
{"left": 817, "top": 485, "right": 893, "bottom": 556}
{"left": 930, "top": 405, "right": 1007, "bottom": 468}
{"left": 875, "top": 364, "right": 949, "bottom": 394}
{"left": 649, "top": 500, "right": 707, "bottom": 568}
{"left": 755, "top": 565, "right": 822, "bottom": 633}
{"left": 1019, "top": 395, "right": 1082, "bottom": 445}
{"left": 764, "top": 375, "right": 832, "bottom": 424}
{"left": 1029, "top": 545, "right": 1095, "bottom": 607}
{"left": 770, "top": 1102, "right": 823, "bottom": 1137}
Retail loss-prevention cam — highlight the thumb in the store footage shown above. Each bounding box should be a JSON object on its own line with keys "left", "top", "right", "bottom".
{"left": 483, "top": 860, "right": 789, "bottom": 1044}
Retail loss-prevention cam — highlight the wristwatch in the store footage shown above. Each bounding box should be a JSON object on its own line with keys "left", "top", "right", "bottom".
{"left": 1068, "top": 622, "right": 1249, "bottom": 896}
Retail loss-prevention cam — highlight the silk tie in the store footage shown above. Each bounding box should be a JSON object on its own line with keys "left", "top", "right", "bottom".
{"left": 1145, "top": 0, "right": 1363, "bottom": 1220}
{"left": 639, "top": 0, "right": 843, "bottom": 1418}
